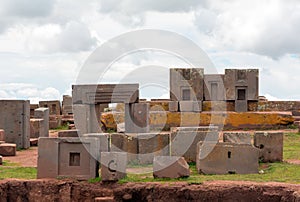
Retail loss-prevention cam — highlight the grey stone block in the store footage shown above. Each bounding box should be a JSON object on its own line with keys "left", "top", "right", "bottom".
{"left": 100, "top": 152, "right": 127, "bottom": 181}
{"left": 254, "top": 132, "right": 283, "bottom": 162}
{"left": 170, "top": 130, "right": 219, "bottom": 163}
{"left": 223, "top": 132, "right": 251, "bottom": 144}
{"left": 235, "top": 100, "right": 248, "bottom": 112}
{"left": 138, "top": 133, "right": 170, "bottom": 164}
{"left": 179, "top": 101, "right": 202, "bottom": 112}
{"left": 37, "top": 137, "right": 100, "bottom": 180}
{"left": 168, "top": 101, "right": 178, "bottom": 112}
{"left": 30, "top": 119, "right": 44, "bottom": 138}
{"left": 0, "top": 143, "right": 16, "bottom": 156}
{"left": 125, "top": 103, "right": 150, "bottom": 133}
{"left": 196, "top": 142, "right": 259, "bottom": 174}
{"left": 39, "top": 100, "right": 61, "bottom": 115}
{"left": 34, "top": 108, "right": 49, "bottom": 137}
{"left": 153, "top": 156, "right": 190, "bottom": 179}
{"left": 0, "top": 100, "right": 30, "bottom": 149}
{"left": 204, "top": 74, "right": 225, "bottom": 101}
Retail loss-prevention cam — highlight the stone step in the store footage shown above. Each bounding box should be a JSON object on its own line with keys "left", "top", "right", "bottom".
{"left": 94, "top": 196, "right": 114, "bottom": 202}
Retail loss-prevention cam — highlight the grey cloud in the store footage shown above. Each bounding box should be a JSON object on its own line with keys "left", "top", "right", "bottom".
{"left": 1, "top": 0, "right": 55, "bottom": 18}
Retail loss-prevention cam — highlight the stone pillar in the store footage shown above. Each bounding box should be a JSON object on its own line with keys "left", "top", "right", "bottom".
{"left": 125, "top": 103, "right": 149, "bottom": 133}
{"left": 100, "top": 152, "right": 127, "bottom": 181}
{"left": 34, "top": 108, "right": 49, "bottom": 137}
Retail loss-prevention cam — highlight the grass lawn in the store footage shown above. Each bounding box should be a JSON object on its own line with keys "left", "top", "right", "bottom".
{"left": 1, "top": 132, "right": 299, "bottom": 183}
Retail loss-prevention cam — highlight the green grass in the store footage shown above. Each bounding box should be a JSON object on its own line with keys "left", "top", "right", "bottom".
{"left": 284, "top": 132, "right": 300, "bottom": 160}
{"left": 0, "top": 160, "right": 36, "bottom": 180}
{"left": 53, "top": 124, "right": 69, "bottom": 131}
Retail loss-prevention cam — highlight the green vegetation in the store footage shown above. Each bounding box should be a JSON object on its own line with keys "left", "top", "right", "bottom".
{"left": 0, "top": 160, "right": 36, "bottom": 180}
{"left": 284, "top": 132, "right": 300, "bottom": 160}
{"left": 53, "top": 123, "right": 69, "bottom": 131}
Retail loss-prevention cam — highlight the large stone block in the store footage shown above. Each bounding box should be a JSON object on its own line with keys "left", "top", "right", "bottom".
{"left": 170, "top": 130, "right": 219, "bottom": 163}
{"left": 153, "top": 156, "right": 190, "bottom": 179}
{"left": 254, "top": 132, "right": 283, "bottom": 162}
{"left": 125, "top": 103, "right": 150, "bottom": 133}
{"left": 204, "top": 74, "right": 225, "bottom": 101}
{"left": 223, "top": 132, "right": 251, "bottom": 145}
{"left": 168, "top": 101, "right": 178, "bottom": 112}
{"left": 30, "top": 119, "right": 44, "bottom": 138}
{"left": 39, "top": 100, "right": 61, "bottom": 115}
{"left": 196, "top": 142, "right": 259, "bottom": 174}
{"left": 179, "top": 101, "right": 202, "bottom": 112}
{"left": 235, "top": 100, "right": 248, "bottom": 112}
{"left": 37, "top": 137, "right": 100, "bottom": 180}
{"left": 0, "top": 100, "right": 30, "bottom": 149}
{"left": 57, "top": 130, "right": 79, "bottom": 137}
{"left": 34, "top": 108, "right": 49, "bottom": 137}
{"left": 138, "top": 133, "right": 169, "bottom": 164}
{"left": 0, "top": 129, "right": 5, "bottom": 141}
{"left": 170, "top": 68, "right": 204, "bottom": 101}
{"left": 100, "top": 152, "right": 127, "bottom": 181}
{"left": 62, "top": 95, "right": 73, "bottom": 115}
{"left": 0, "top": 143, "right": 16, "bottom": 156}
{"left": 30, "top": 104, "right": 39, "bottom": 118}
{"left": 82, "top": 133, "right": 110, "bottom": 153}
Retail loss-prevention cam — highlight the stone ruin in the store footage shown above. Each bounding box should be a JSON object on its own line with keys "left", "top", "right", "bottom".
{"left": 0, "top": 68, "right": 295, "bottom": 181}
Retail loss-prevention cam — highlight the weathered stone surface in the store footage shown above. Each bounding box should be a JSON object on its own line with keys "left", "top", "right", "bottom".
{"left": 179, "top": 101, "right": 202, "bottom": 112}
{"left": 57, "top": 130, "right": 79, "bottom": 137}
{"left": 223, "top": 132, "right": 252, "bottom": 144}
{"left": 125, "top": 103, "right": 150, "bottom": 133}
{"left": 62, "top": 95, "right": 73, "bottom": 115}
{"left": 171, "top": 126, "right": 218, "bottom": 133}
{"left": 168, "top": 101, "right": 178, "bottom": 112}
{"left": 37, "top": 137, "right": 100, "bottom": 180}
{"left": 0, "top": 143, "right": 16, "bottom": 156}
{"left": 254, "top": 132, "right": 283, "bottom": 162}
{"left": 0, "top": 129, "right": 5, "bottom": 141}
{"left": 117, "top": 122, "right": 125, "bottom": 133}
{"left": 102, "top": 111, "right": 294, "bottom": 131}
{"left": 30, "top": 104, "right": 39, "bottom": 118}
{"left": 72, "top": 84, "right": 139, "bottom": 104}
{"left": 153, "top": 156, "right": 190, "bottom": 179}
{"left": 137, "top": 133, "right": 169, "bottom": 164}
{"left": 30, "top": 138, "right": 38, "bottom": 146}
{"left": 34, "top": 108, "right": 49, "bottom": 137}
{"left": 82, "top": 133, "right": 110, "bottom": 153}
{"left": 170, "top": 130, "right": 219, "bottom": 163}
{"left": 235, "top": 100, "right": 248, "bottom": 112}
{"left": 170, "top": 68, "right": 204, "bottom": 101}
{"left": 0, "top": 155, "right": 2, "bottom": 165}
{"left": 196, "top": 142, "right": 259, "bottom": 174}
{"left": 101, "top": 152, "right": 127, "bottom": 181}
{"left": 204, "top": 74, "right": 225, "bottom": 101}
{"left": 0, "top": 100, "right": 30, "bottom": 149}
{"left": 30, "top": 119, "right": 44, "bottom": 138}
{"left": 39, "top": 100, "right": 61, "bottom": 115}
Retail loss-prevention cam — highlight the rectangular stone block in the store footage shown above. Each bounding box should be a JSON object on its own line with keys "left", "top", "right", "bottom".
{"left": 204, "top": 74, "right": 225, "bottom": 101}
{"left": 37, "top": 137, "right": 100, "bottom": 180}
{"left": 254, "top": 132, "right": 283, "bottom": 162}
{"left": 0, "top": 100, "right": 30, "bottom": 149}
{"left": 125, "top": 103, "right": 150, "bottom": 133}
{"left": 62, "top": 95, "right": 73, "bottom": 115}
{"left": 30, "top": 119, "right": 44, "bottom": 138}
{"left": 170, "top": 68, "right": 204, "bottom": 101}
{"left": 223, "top": 132, "right": 251, "bottom": 144}
{"left": 138, "top": 133, "right": 170, "bottom": 164}
{"left": 235, "top": 100, "right": 248, "bottom": 112}
{"left": 168, "top": 101, "right": 178, "bottom": 112}
{"left": 39, "top": 100, "right": 61, "bottom": 115}
{"left": 109, "top": 133, "right": 138, "bottom": 163}
{"left": 30, "top": 104, "right": 39, "bottom": 118}
{"left": 171, "top": 126, "right": 219, "bottom": 133}
{"left": 0, "top": 129, "right": 5, "bottom": 141}
{"left": 57, "top": 130, "right": 79, "bottom": 137}
{"left": 82, "top": 133, "right": 110, "bottom": 153}
{"left": 0, "top": 143, "right": 16, "bottom": 156}
{"left": 34, "top": 108, "right": 49, "bottom": 137}
{"left": 170, "top": 130, "right": 219, "bottom": 163}
{"left": 179, "top": 101, "right": 202, "bottom": 112}
{"left": 101, "top": 152, "right": 127, "bottom": 181}
{"left": 196, "top": 142, "right": 259, "bottom": 174}
{"left": 153, "top": 156, "right": 190, "bottom": 179}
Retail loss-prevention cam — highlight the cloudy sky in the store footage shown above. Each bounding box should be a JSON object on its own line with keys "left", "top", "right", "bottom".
{"left": 0, "top": 0, "right": 300, "bottom": 103}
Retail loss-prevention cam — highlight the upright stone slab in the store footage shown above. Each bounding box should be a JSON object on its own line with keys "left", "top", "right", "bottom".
{"left": 125, "top": 103, "right": 150, "bottom": 133}
{"left": 30, "top": 104, "right": 39, "bottom": 118}
{"left": 62, "top": 95, "right": 73, "bottom": 115}
{"left": 0, "top": 100, "right": 30, "bottom": 149}
{"left": 0, "top": 129, "right": 5, "bottom": 141}
{"left": 30, "top": 119, "right": 44, "bottom": 138}
{"left": 170, "top": 128, "right": 219, "bottom": 163}
{"left": 196, "top": 142, "right": 259, "bottom": 174}
{"left": 254, "top": 132, "right": 283, "bottom": 162}
{"left": 37, "top": 137, "right": 100, "bottom": 180}
{"left": 101, "top": 152, "right": 127, "bottom": 181}
{"left": 223, "top": 132, "right": 251, "bottom": 144}
{"left": 34, "top": 108, "right": 49, "bottom": 137}
{"left": 168, "top": 101, "right": 178, "bottom": 112}
{"left": 137, "top": 133, "right": 169, "bottom": 164}
{"left": 153, "top": 156, "right": 190, "bottom": 179}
